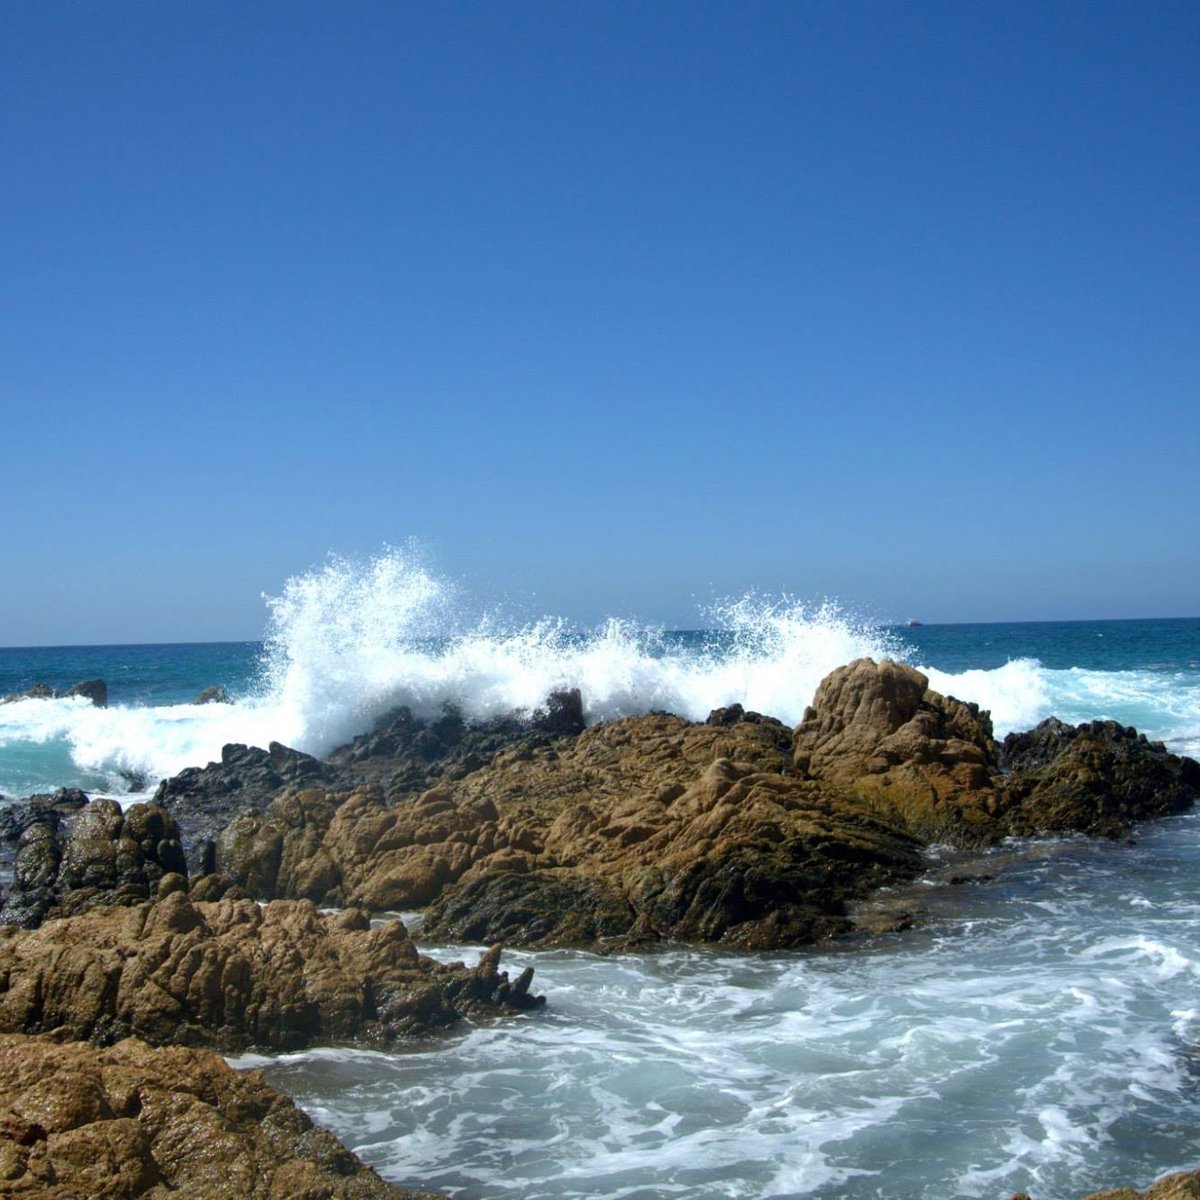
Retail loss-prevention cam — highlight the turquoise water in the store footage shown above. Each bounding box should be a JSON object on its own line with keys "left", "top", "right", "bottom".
{"left": 2, "top": 615, "right": 1198, "bottom": 799}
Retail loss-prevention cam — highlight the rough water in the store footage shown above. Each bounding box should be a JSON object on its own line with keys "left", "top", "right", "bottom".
{"left": 241, "top": 814, "right": 1200, "bottom": 1198}
{"left": 3, "top": 549, "right": 1199, "bottom": 1197}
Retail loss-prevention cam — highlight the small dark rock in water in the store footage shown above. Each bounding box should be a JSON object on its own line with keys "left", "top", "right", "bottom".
{"left": 119, "top": 767, "right": 148, "bottom": 791}
{"left": 194, "top": 685, "right": 230, "bottom": 704}
{"left": 533, "top": 687, "right": 586, "bottom": 736}
{"left": 64, "top": 678, "right": 107, "bottom": 707}
{"left": 1, "top": 682, "right": 55, "bottom": 703}
{"left": 1, "top": 679, "right": 108, "bottom": 706}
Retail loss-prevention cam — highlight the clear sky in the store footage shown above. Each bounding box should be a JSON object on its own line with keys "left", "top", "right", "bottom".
{"left": 3, "top": 0, "right": 1197, "bottom": 644}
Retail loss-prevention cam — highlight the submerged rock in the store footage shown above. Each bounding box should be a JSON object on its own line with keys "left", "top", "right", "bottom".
{"left": 0, "top": 891, "right": 542, "bottom": 1051}
{"left": 0, "top": 1032, "right": 441, "bottom": 1199}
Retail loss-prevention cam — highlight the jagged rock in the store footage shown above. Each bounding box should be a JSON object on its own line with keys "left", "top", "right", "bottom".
{"left": 0, "top": 788, "right": 89, "bottom": 846}
{"left": 181, "top": 660, "right": 1200, "bottom": 951}
{"left": 0, "top": 1032, "right": 442, "bottom": 1199}
{"left": 0, "top": 799, "right": 187, "bottom": 928}
{"left": 532, "top": 687, "right": 586, "bottom": 736}
{"left": 193, "top": 685, "right": 230, "bottom": 704}
{"left": 1, "top": 682, "right": 55, "bottom": 703}
{"left": 1079, "top": 1169, "right": 1200, "bottom": 1199}
{"left": 1002, "top": 718, "right": 1200, "bottom": 839}
{"left": 0, "top": 892, "right": 542, "bottom": 1051}
{"left": 791, "top": 658, "right": 1003, "bottom": 840}
{"left": 216, "top": 714, "right": 925, "bottom": 950}
{"left": 154, "top": 741, "right": 330, "bottom": 870}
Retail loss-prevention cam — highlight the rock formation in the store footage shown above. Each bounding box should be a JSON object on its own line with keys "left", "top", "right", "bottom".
{"left": 0, "top": 890, "right": 542, "bottom": 1051}
{"left": 0, "top": 799, "right": 186, "bottom": 929}
{"left": 0, "top": 1033, "right": 441, "bottom": 1198}
{"left": 1, "top": 679, "right": 107, "bottom": 706}
{"left": 195, "top": 659, "right": 1200, "bottom": 952}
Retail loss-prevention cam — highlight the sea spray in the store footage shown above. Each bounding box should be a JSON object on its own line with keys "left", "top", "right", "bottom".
{"left": 257, "top": 548, "right": 902, "bottom": 754}
{"left": 2, "top": 550, "right": 1197, "bottom": 795}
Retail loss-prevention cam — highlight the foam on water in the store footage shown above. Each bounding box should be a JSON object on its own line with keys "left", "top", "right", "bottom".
{"left": 238, "top": 816, "right": 1200, "bottom": 1199}
{"left": 2, "top": 548, "right": 1198, "bottom": 796}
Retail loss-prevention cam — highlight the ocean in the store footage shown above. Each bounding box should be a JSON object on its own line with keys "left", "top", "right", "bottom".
{"left": 2, "top": 552, "right": 1199, "bottom": 1198}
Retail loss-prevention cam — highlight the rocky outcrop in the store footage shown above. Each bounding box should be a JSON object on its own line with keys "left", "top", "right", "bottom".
{"left": 1078, "top": 1169, "right": 1200, "bottom": 1199}
{"left": 1001, "top": 718, "right": 1200, "bottom": 839}
{"left": 792, "top": 659, "right": 1200, "bottom": 843}
{"left": 792, "top": 658, "right": 1003, "bottom": 842}
{"left": 154, "top": 741, "right": 331, "bottom": 872}
{"left": 0, "top": 1032, "right": 441, "bottom": 1198}
{"left": 213, "top": 712, "right": 926, "bottom": 950}
{"left": 63, "top": 678, "right": 107, "bottom": 707}
{"left": 0, "top": 788, "right": 89, "bottom": 887}
{"left": 200, "top": 660, "right": 1200, "bottom": 952}
{"left": 0, "top": 891, "right": 542, "bottom": 1051}
{"left": 0, "top": 799, "right": 186, "bottom": 928}
{"left": 193, "top": 685, "right": 230, "bottom": 704}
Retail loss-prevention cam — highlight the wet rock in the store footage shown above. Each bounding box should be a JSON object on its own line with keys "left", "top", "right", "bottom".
{"left": 0, "top": 799, "right": 187, "bottom": 928}
{"left": 1, "top": 682, "right": 55, "bottom": 703}
{"left": 193, "top": 685, "right": 230, "bottom": 704}
{"left": 1077, "top": 1169, "right": 1200, "bottom": 1199}
{"left": 532, "top": 687, "right": 586, "bottom": 736}
{"left": 219, "top": 714, "right": 926, "bottom": 950}
{"left": 154, "top": 741, "right": 331, "bottom": 870}
{"left": 1002, "top": 718, "right": 1200, "bottom": 839}
{"left": 0, "top": 1032, "right": 441, "bottom": 1199}
{"left": 0, "top": 892, "right": 543, "bottom": 1051}
{"left": 791, "top": 658, "right": 1003, "bottom": 841}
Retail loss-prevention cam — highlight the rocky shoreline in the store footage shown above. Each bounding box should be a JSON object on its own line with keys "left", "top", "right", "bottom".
{"left": 1, "top": 657, "right": 1198, "bottom": 1197}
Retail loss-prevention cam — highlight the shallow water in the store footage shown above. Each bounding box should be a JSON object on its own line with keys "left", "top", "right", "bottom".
{"left": 239, "top": 817, "right": 1200, "bottom": 1199}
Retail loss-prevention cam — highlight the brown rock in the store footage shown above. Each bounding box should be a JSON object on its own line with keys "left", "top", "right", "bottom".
{"left": 201, "top": 660, "right": 1200, "bottom": 952}
{"left": 1080, "top": 1169, "right": 1200, "bottom": 1199}
{"left": 792, "top": 658, "right": 1003, "bottom": 841}
{"left": 0, "top": 892, "right": 542, "bottom": 1051}
{"left": 0, "top": 1032, "right": 441, "bottom": 1198}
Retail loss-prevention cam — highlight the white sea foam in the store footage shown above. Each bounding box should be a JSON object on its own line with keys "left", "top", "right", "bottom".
{"left": 2, "top": 547, "right": 1198, "bottom": 795}
{"left": 235, "top": 815, "right": 1200, "bottom": 1198}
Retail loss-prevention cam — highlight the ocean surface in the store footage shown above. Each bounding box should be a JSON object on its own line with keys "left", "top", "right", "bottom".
{"left": 2, "top": 552, "right": 1199, "bottom": 1198}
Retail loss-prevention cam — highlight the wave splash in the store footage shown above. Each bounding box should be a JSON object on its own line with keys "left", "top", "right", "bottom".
{"left": 2, "top": 548, "right": 1197, "bottom": 795}
{"left": 257, "top": 549, "right": 902, "bottom": 755}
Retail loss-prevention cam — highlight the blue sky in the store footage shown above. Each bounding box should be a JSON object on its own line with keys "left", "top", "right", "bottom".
{"left": 3, "top": 0, "right": 1197, "bottom": 644}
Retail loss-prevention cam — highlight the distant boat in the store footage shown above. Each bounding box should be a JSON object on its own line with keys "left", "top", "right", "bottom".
{"left": 905, "top": 618, "right": 923, "bottom": 627}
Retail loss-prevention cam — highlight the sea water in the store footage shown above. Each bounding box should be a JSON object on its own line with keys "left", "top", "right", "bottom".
{"left": 2, "top": 548, "right": 1199, "bottom": 1197}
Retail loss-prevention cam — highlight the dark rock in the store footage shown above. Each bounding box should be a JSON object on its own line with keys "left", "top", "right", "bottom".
{"left": 64, "top": 678, "right": 107, "bottom": 707}
{"left": 1002, "top": 719, "right": 1200, "bottom": 839}
{"left": 154, "top": 741, "right": 331, "bottom": 871}
{"left": 533, "top": 688, "right": 586, "bottom": 736}
{"left": 194, "top": 685, "right": 231, "bottom": 704}
{"left": 0, "top": 799, "right": 187, "bottom": 928}
{"left": 1, "top": 682, "right": 55, "bottom": 703}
